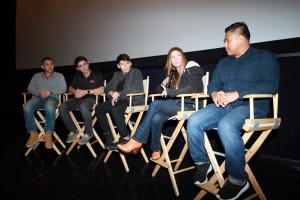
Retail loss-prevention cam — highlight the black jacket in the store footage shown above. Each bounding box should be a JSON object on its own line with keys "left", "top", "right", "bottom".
{"left": 157, "top": 61, "right": 204, "bottom": 105}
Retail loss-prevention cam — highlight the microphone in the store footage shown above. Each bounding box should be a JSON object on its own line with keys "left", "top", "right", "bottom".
{"left": 166, "top": 67, "right": 176, "bottom": 88}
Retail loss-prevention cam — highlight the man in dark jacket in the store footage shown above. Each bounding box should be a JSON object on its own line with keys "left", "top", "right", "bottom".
{"left": 95, "top": 54, "right": 144, "bottom": 150}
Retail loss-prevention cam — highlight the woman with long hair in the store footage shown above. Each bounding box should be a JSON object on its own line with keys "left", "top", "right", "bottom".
{"left": 117, "top": 47, "right": 204, "bottom": 160}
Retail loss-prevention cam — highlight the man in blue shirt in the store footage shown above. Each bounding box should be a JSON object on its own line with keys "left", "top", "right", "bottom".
{"left": 187, "top": 22, "right": 280, "bottom": 200}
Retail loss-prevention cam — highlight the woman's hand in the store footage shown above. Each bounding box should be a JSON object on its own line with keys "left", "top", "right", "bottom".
{"left": 161, "top": 77, "right": 170, "bottom": 87}
{"left": 161, "top": 84, "right": 167, "bottom": 97}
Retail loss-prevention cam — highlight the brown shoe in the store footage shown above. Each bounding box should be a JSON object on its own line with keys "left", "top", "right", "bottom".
{"left": 44, "top": 131, "right": 53, "bottom": 149}
{"left": 117, "top": 138, "right": 142, "bottom": 154}
{"left": 151, "top": 151, "right": 161, "bottom": 160}
{"left": 26, "top": 132, "right": 39, "bottom": 148}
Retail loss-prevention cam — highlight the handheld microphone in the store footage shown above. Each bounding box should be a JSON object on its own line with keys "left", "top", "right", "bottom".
{"left": 166, "top": 67, "right": 176, "bottom": 88}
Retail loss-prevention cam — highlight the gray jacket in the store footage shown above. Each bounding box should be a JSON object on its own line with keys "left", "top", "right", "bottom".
{"left": 105, "top": 68, "right": 144, "bottom": 105}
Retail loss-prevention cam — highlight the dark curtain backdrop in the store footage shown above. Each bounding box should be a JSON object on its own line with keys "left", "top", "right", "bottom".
{"left": 4, "top": 1, "right": 300, "bottom": 165}
{"left": 1, "top": 0, "right": 16, "bottom": 73}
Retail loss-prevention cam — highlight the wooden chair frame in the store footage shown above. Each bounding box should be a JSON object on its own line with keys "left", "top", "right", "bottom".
{"left": 194, "top": 93, "right": 281, "bottom": 200}
{"left": 103, "top": 76, "right": 150, "bottom": 172}
{"left": 22, "top": 93, "right": 66, "bottom": 156}
{"left": 150, "top": 72, "right": 209, "bottom": 196}
{"left": 64, "top": 93, "right": 105, "bottom": 158}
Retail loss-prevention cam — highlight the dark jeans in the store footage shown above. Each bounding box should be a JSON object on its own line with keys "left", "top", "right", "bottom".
{"left": 95, "top": 100, "right": 129, "bottom": 137}
{"left": 59, "top": 97, "right": 96, "bottom": 136}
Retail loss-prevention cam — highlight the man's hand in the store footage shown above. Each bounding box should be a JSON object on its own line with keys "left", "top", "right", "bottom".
{"left": 39, "top": 89, "right": 51, "bottom": 98}
{"left": 212, "top": 91, "right": 239, "bottom": 107}
{"left": 110, "top": 91, "right": 120, "bottom": 106}
{"left": 74, "top": 89, "right": 87, "bottom": 98}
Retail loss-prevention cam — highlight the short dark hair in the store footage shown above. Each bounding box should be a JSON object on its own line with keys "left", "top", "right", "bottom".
{"left": 225, "top": 22, "right": 251, "bottom": 40}
{"left": 117, "top": 54, "right": 131, "bottom": 64}
{"left": 41, "top": 57, "right": 52, "bottom": 64}
{"left": 74, "top": 56, "right": 88, "bottom": 67}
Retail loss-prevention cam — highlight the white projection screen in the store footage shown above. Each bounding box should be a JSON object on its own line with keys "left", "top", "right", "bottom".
{"left": 16, "top": 0, "right": 300, "bottom": 70}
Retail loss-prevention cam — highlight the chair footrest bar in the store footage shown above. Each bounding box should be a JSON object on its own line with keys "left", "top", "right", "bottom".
{"left": 173, "top": 166, "right": 195, "bottom": 174}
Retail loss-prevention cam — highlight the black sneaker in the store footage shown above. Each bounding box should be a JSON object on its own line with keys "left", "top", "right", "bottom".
{"left": 216, "top": 181, "right": 249, "bottom": 200}
{"left": 103, "top": 132, "right": 114, "bottom": 149}
{"left": 107, "top": 135, "right": 130, "bottom": 150}
{"left": 194, "top": 163, "right": 212, "bottom": 185}
{"left": 117, "top": 135, "right": 131, "bottom": 145}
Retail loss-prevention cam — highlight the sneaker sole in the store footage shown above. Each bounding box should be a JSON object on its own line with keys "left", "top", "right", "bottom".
{"left": 45, "top": 145, "right": 53, "bottom": 149}
{"left": 216, "top": 181, "right": 249, "bottom": 200}
{"left": 78, "top": 136, "right": 93, "bottom": 145}
{"left": 194, "top": 164, "right": 213, "bottom": 185}
{"left": 66, "top": 136, "right": 77, "bottom": 143}
{"left": 45, "top": 141, "right": 53, "bottom": 149}
{"left": 26, "top": 139, "right": 38, "bottom": 148}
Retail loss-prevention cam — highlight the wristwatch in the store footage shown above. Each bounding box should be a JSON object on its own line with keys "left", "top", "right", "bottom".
{"left": 87, "top": 90, "right": 90, "bottom": 94}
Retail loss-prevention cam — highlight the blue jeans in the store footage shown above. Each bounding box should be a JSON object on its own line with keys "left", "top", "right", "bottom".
{"left": 187, "top": 103, "right": 267, "bottom": 184}
{"left": 133, "top": 100, "right": 194, "bottom": 152}
{"left": 23, "top": 96, "right": 59, "bottom": 133}
{"left": 58, "top": 98, "right": 95, "bottom": 136}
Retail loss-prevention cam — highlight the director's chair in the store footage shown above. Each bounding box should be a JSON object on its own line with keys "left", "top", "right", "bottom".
{"left": 64, "top": 93, "right": 105, "bottom": 158}
{"left": 103, "top": 76, "right": 150, "bottom": 172}
{"left": 22, "top": 93, "right": 66, "bottom": 156}
{"left": 194, "top": 93, "right": 281, "bottom": 200}
{"left": 149, "top": 72, "right": 209, "bottom": 196}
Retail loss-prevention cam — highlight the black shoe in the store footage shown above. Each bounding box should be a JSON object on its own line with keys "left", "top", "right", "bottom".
{"left": 216, "top": 181, "right": 249, "bottom": 200}
{"left": 103, "top": 132, "right": 114, "bottom": 149}
{"left": 194, "top": 163, "right": 212, "bottom": 185}
{"left": 106, "top": 142, "right": 118, "bottom": 150}
{"left": 118, "top": 135, "right": 131, "bottom": 145}
{"left": 107, "top": 135, "right": 130, "bottom": 150}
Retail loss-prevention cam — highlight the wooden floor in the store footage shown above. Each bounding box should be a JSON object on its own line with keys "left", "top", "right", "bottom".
{"left": 4, "top": 115, "right": 299, "bottom": 200}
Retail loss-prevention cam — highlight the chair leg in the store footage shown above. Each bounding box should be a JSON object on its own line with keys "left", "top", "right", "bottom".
{"left": 103, "top": 113, "right": 130, "bottom": 171}
{"left": 66, "top": 110, "right": 102, "bottom": 158}
{"left": 195, "top": 129, "right": 272, "bottom": 200}
{"left": 151, "top": 119, "right": 195, "bottom": 197}
{"left": 245, "top": 164, "right": 266, "bottom": 200}
{"left": 104, "top": 111, "right": 149, "bottom": 172}
{"left": 53, "top": 132, "right": 66, "bottom": 148}
{"left": 161, "top": 134, "right": 180, "bottom": 196}
{"left": 25, "top": 110, "right": 65, "bottom": 156}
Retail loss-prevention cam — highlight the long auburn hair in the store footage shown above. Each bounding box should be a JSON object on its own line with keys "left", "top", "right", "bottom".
{"left": 164, "top": 47, "right": 187, "bottom": 88}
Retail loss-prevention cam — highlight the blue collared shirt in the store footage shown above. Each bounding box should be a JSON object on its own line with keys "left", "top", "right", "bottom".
{"left": 208, "top": 47, "right": 280, "bottom": 111}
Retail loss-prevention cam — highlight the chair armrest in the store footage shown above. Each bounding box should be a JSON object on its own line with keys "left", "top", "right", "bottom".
{"left": 63, "top": 93, "right": 73, "bottom": 102}
{"left": 176, "top": 93, "right": 200, "bottom": 112}
{"left": 243, "top": 93, "right": 279, "bottom": 119}
{"left": 63, "top": 92, "right": 106, "bottom": 106}
{"left": 191, "top": 93, "right": 210, "bottom": 110}
{"left": 21, "top": 92, "right": 32, "bottom": 105}
{"left": 191, "top": 93, "right": 210, "bottom": 98}
{"left": 243, "top": 94, "right": 274, "bottom": 99}
{"left": 94, "top": 93, "right": 106, "bottom": 104}
{"left": 22, "top": 92, "right": 65, "bottom": 105}
{"left": 126, "top": 92, "right": 147, "bottom": 107}
{"left": 148, "top": 93, "right": 161, "bottom": 102}
{"left": 127, "top": 92, "right": 145, "bottom": 97}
